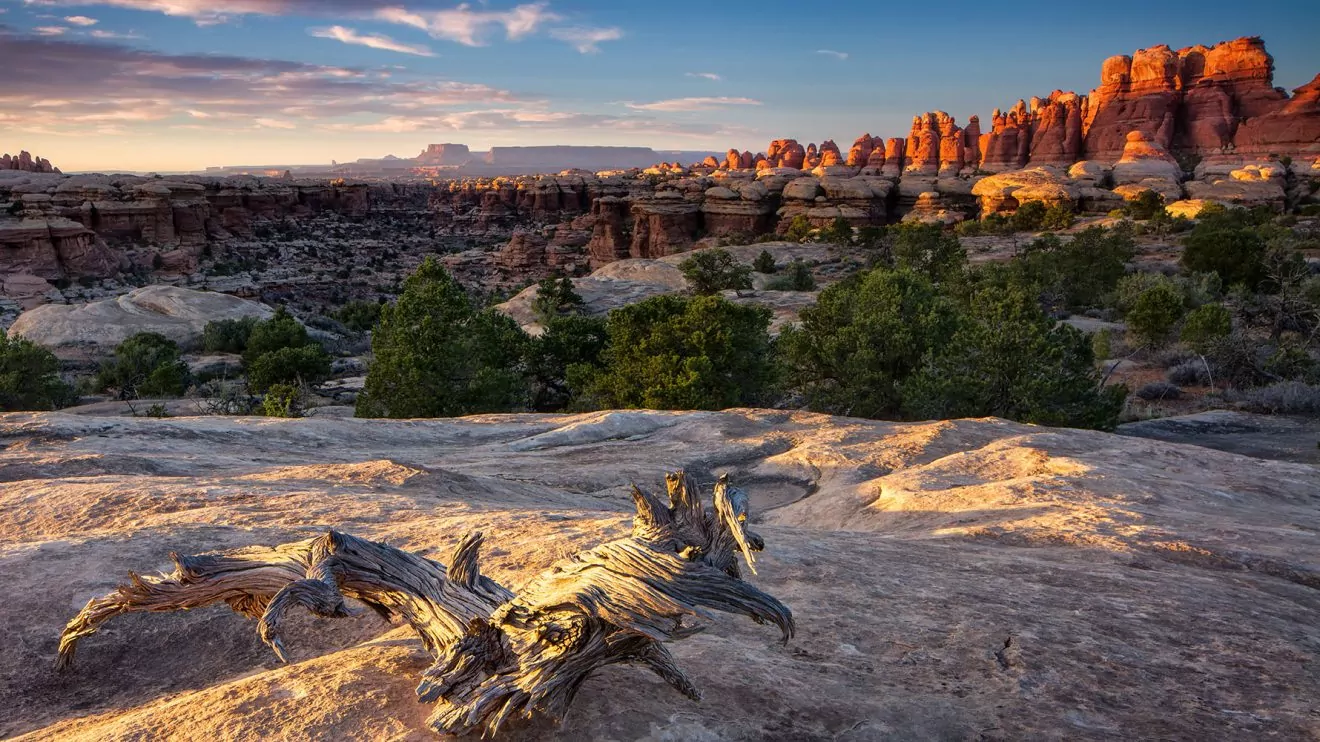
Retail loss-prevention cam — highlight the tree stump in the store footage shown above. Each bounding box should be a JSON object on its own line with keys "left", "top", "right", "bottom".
{"left": 56, "top": 472, "right": 795, "bottom": 737}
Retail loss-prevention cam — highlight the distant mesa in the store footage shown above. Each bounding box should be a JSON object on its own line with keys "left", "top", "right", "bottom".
{"left": 1, "top": 151, "right": 59, "bottom": 174}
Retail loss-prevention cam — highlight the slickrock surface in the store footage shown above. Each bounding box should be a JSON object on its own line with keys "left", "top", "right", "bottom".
{"left": 1, "top": 409, "right": 1318, "bottom": 740}
{"left": 7, "top": 285, "right": 273, "bottom": 357}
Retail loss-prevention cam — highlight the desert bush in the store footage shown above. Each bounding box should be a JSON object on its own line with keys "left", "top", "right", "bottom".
{"left": 778, "top": 268, "right": 960, "bottom": 418}
{"left": 1263, "top": 344, "right": 1318, "bottom": 382}
{"left": 753, "top": 250, "right": 777, "bottom": 274}
{"left": 1135, "top": 381, "right": 1182, "bottom": 401}
{"left": 821, "top": 217, "right": 855, "bottom": 246}
{"left": 901, "top": 288, "right": 1126, "bottom": 430}
{"left": 1167, "top": 360, "right": 1212, "bottom": 387}
{"left": 1125, "top": 282, "right": 1187, "bottom": 347}
{"left": 96, "top": 332, "right": 190, "bottom": 400}
{"left": 1008, "top": 201, "right": 1048, "bottom": 231}
{"left": 242, "top": 308, "right": 314, "bottom": 366}
{"left": 1123, "top": 190, "right": 1165, "bottom": 220}
{"left": 1181, "top": 209, "right": 1269, "bottom": 289}
{"left": 202, "top": 316, "right": 259, "bottom": 353}
{"left": 678, "top": 249, "right": 753, "bottom": 295}
{"left": 246, "top": 345, "right": 332, "bottom": 393}
{"left": 259, "top": 383, "right": 304, "bottom": 418}
{"left": 333, "top": 301, "right": 382, "bottom": 333}
{"left": 525, "top": 314, "right": 608, "bottom": 412}
{"left": 1092, "top": 328, "right": 1114, "bottom": 360}
{"left": 1012, "top": 227, "right": 1137, "bottom": 311}
{"left": 1233, "top": 381, "right": 1320, "bottom": 415}
{"left": 531, "top": 276, "right": 585, "bottom": 322}
{"left": 765, "top": 260, "right": 816, "bottom": 291}
{"left": 1040, "top": 203, "right": 1076, "bottom": 231}
{"left": 0, "top": 334, "right": 76, "bottom": 411}
{"left": 890, "top": 223, "right": 966, "bottom": 284}
{"left": 576, "top": 294, "right": 773, "bottom": 411}
{"left": 784, "top": 215, "right": 814, "bottom": 243}
{"left": 1180, "top": 303, "right": 1232, "bottom": 352}
{"left": 358, "top": 258, "right": 529, "bottom": 418}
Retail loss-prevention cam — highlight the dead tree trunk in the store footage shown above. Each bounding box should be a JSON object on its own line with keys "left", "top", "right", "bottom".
{"left": 56, "top": 472, "right": 794, "bottom": 737}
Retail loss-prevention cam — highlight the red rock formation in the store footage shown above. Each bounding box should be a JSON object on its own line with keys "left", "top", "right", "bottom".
{"left": 1083, "top": 46, "right": 1179, "bottom": 161}
{"left": 701, "top": 155, "right": 720, "bottom": 169}
{"left": 804, "top": 143, "right": 820, "bottom": 169}
{"left": 962, "top": 117, "right": 982, "bottom": 170}
{"left": 725, "top": 149, "right": 742, "bottom": 171}
{"left": 904, "top": 114, "right": 941, "bottom": 174}
{"left": 740, "top": 151, "right": 754, "bottom": 169}
{"left": 818, "top": 140, "right": 844, "bottom": 167}
{"left": 586, "top": 196, "right": 630, "bottom": 268}
{"left": 629, "top": 196, "right": 700, "bottom": 259}
{"left": 881, "top": 138, "right": 905, "bottom": 177}
{"left": 766, "top": 139, "right": 806, "bottom": 169}
{"left": 1028, "top": 92, "right": 1085, "bottom": 166}
{"left": 980, "top": 102, "right": 1032, "bottom": 172}
{"left": 934, "top": 112, "right": 965, "bottom": 175}
{"left": 1, "top": 151, "right": 59, "bottom": 174}
{"left": 1233, "top": 72, "right": 1320, "bottom": 157}
{"left": 846, "top": 134, "right": 876, "bottom": 168}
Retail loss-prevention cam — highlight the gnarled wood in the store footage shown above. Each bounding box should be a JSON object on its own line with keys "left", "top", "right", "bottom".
{"left": 56, "top": 472, "right": 794, "bottom": 737}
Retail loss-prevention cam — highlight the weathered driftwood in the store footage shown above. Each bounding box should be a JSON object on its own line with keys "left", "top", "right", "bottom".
{"left": 56, "top": 472, "right": 794, "bottom": 737}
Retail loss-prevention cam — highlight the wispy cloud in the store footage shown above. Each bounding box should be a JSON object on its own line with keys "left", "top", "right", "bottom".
{"left": 309, "top": 25, "right": 435, "bottom": 56}
{"left": 375, "top": 2, "right": 558, "bottom": 46}
{"left": 64, "top": 15, "right": 98, "bottom": 25}
{"left": 625, "top": 96, "right": 761, "bottom": 112}
{"left": 547, "top": 25, "right": 621, "bottom": 54}
{"left": 33, "top": 25, "right": 68, "bottom": 35}
{"left": 685, "top": 72, "right": 721, "bottom": 81}
{"left": 88, "top": 28, "right": 144, "bottom": 39}
{"left": 255, "top": 117, "right": 296, "bottom": 129}
{"left": 816, "top": 49, "right": 848, "bottom": 60}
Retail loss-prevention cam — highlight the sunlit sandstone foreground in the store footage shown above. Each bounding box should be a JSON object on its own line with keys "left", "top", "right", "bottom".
{"left": 1, "top": 409, "right": 1317, "bottom": 740}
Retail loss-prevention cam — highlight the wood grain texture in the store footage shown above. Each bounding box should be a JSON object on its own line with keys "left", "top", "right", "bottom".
{"left": 56, "top": 472, "right": 794, "bottom": 737}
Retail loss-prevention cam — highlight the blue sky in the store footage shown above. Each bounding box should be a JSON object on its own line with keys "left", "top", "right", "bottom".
{"left": 2, "top": 0, "right": 1318, "bottom": 171}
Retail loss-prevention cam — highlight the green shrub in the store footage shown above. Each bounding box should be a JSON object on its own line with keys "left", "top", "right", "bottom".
{"left": 1123, "top": 190, "right": 1165, "bottom": 220}
{"left": 333, "top": 301, "right": 382, "bottom": 333}
{"left": 242, "top": 308, "right": 315, "bottom": 367}
{"left": 753, "top": 250, "right": 777, "bottom": 274}
{"left": 577, "top": 294, "right": 773, "bottom": 411}
{"left": 890, "top": 223, "right": 966, "bottom": 284}
{"left": 1179, "top": 304, "right": 1232, "bottom": 352}
{"left": 677, "top": 249, "right": 753, "bottom": 295}
{"left": 778, "top": 268, "right": 960, "bottom": 418}
{"left": 526, "top": 314, "right": 608, "bottom": 412}
{"left": 530, "top": 276, "right": 585, "bottom": 323}
{"left": 357, "top": 258, "right": 529, "bottom": 418}
{"left": 202, "top": 316, "right": 258, "bottom": 353}
{"left": 1007, "top": 226, "right": 1137, "bottom": 311}
{"left": 765, "top": 260, "right": 816, "bottom": 291}
{"left": 246, "top": 345, "right": 332, "bottom": 393}
{"left": 1126, "top": 282, "right": 1187, "bottom": 347}
{"left": 1008, "top": 201, "right": 1048, "bottom": 231}
{"left": 900, "top": 288, "right": 1126, "bottom": 430}
{"left": 96, "top": 332, "right": 190, "bottom": 400}
{"left": 1181, "top": 209, "right": 1269, "bottom": 289}
{"left": 0, "top": 334, "right": 76, "bottom": 411}
{"left": 821, "top": 216, "right": 854, "bottom": 245}
{"left": 784, "top": 215, "right": 814, "bottom": 242}
{"left": 1092, "top": 328, "right": 1113, "bottom": 361}
{"left": 259, "top": 383, "right": 304, "bottom": 418}
{"left": 1040, "top": 203, "right": 1075, "bottom": 231}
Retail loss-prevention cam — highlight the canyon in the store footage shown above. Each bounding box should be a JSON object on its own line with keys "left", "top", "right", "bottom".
{"left": 1, "top": 36, "right": 1317, "bottom": 314}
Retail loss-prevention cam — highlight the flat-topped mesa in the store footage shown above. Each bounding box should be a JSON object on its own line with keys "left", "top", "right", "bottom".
{"left": 2, "top": 151, "right": 60, "bottom": 174}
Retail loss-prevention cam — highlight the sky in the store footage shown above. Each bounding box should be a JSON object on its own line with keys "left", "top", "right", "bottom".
{"left": 2, "top": 0, "right": 1318, "bottom": 172}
